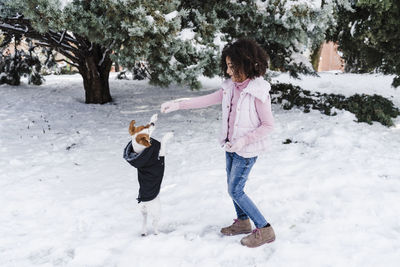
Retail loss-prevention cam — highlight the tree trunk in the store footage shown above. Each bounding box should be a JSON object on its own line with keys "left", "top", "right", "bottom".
{"left": 311, "top": 43, "right": 323, "bottom": 71}
{"left": 79, "top": 47, "right": 113, "bottom": 104}
{"left": 114, "top": 61, "right": 120, "bottom": 72}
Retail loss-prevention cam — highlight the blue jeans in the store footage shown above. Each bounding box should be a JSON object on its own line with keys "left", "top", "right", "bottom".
{"left": 225, "top": 152, "right": 268, "bottom": 228}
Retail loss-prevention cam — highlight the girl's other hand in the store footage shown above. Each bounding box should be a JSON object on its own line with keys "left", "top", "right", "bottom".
{"left": 225, "top": 138, "right": 246, "bottom": 152}
{"left": 161, "top": 101, "right": 179, "bottom": 113}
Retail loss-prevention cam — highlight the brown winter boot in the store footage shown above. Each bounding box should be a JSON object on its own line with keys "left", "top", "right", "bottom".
{"left": 220, "top": 219, "right": 252, "bottom": 236}
{"left": 240, "top": 225, "right": 275, "bottom": 248}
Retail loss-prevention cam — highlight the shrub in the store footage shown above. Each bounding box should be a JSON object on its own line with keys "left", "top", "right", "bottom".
{"left": 270, "top": 83, "right": 400, "bottom": 127}
{"left": 0, "top": 37, "right": 45, "bottom": 85}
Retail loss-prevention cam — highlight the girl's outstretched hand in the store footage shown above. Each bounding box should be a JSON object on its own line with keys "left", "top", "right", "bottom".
{"left": 161, "top": 101, "right": 179, "bottom": 113}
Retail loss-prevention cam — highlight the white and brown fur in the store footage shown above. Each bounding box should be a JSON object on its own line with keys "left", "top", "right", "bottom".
{"left": 129, "top": 114, "right": 173, "bottom": 236}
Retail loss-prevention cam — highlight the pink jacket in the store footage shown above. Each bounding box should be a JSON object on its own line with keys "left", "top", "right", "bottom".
{"left": 179, "top": 77, "right": 274, "bottom": 157}
{"left": 220, "top": 77, "right": 273, "bottom": 157}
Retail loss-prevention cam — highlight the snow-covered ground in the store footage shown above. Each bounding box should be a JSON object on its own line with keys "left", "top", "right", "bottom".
{"left": 1, "top": 72, "right": 399, "bottom": 267}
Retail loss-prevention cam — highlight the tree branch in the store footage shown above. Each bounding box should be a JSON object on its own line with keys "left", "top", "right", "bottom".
{"left": 35, "top": 41, "right": 80, "bottom": 63}
{"left": 99, "top": 40, "right": 114, "bottom": 66}
{"left": 0, "top": 22, "right": 28, "bottom": 34}
{"left": 55, "top": 58, "right": 79, "bottom": 68}
{"left": 48, "top": 29, "right": 79, "bottom": 45}
{"left": 73, "top": 33, "right": 92, "bottom": 51}
{"left": 1, "top": 17, "right": 84, "bottom": 61}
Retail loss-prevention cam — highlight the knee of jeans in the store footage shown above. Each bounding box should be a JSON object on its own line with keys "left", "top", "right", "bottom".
{"left": 228, "top": 185, "right": 244, "bottom": 199}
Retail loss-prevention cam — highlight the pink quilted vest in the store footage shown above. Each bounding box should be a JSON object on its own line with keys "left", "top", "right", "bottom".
{"left": 219, "top": 77, "right": 272, "bottom": 158}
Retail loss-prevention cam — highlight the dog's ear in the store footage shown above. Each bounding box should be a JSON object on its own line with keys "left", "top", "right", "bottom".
{"left": 129, "top": 120, "right": 136, "bottom": 135}
{"left": 136, "top": 133, "right": 151, "bottom": 147}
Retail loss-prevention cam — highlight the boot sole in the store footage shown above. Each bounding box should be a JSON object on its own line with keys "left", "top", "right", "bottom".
{"left": 221, "top": 230, "right": 252, "bottom": 236}
{"left": 241, "top": 237, "right": 275, "bottom": 248}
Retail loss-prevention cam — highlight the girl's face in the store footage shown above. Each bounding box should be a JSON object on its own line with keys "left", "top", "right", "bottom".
{"left": 226, "top": 56, "right": 247, "bottom": 82}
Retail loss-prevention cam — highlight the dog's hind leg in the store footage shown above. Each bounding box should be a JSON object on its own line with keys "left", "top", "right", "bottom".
{"left": 140, "top": 204, "right": 148, "bottom": 236}
{"left": 159, "top": 132, "right": 174, "bottom": 157}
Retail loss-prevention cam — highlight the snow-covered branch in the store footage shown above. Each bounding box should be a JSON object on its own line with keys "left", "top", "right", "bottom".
{"left": 1, "top": 17, "right": 81, "bottom": 58}
{"left": 98, "top": 40, "right": 115, "bottom": 66}
{"left": 48, "top": 29, "right": 78, "bottom": 45}
{"left": 58, "top": 30, "right": 66, "bottom": 44}
{"left": 0, "top": 22, "right": 28, "bottom": 33}
{"left": 12, "top": 13, "right": 23, "bottom": 20}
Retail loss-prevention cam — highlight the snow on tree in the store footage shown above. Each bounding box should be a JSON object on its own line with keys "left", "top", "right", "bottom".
{"left": 0, "top": 0, "right": 186, "bottom": 103}
{"left": 1, "top": 0, "right": 340, "bottom": 104}
{"left": 327, "top": 0, "right": 400, "bottom": 87}
{"left": 0, "top": 36, "right": 46, "bottom": 86}
{"left": 179, "top": 0, "right": 339, "bottom": 78}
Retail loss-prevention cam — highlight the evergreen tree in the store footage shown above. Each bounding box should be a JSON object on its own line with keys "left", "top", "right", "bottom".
{"left": 0, "top": 0, "right": 185, "bottom": 103}
{"left": 179, "top": 0, "right": 338, "bottom": 78}
{"left": 1, "top": 0, "right": 340, "bottom": 104}
{"left": 327, "top": 0, "right": 400, "bottom": 87}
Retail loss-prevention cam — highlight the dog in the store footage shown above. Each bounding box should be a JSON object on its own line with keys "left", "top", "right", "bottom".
{"left": 123, "top": 114, "right": 173, "bottom": 236}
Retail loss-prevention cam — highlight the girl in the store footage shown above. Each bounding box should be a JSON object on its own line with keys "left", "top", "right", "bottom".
{"left": 160, "top": 39, "right": 275, "bottom": 248}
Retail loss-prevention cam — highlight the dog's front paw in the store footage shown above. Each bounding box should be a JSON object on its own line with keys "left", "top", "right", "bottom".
{"left": 150, "top": 114, "right": 158, "bottom": 124}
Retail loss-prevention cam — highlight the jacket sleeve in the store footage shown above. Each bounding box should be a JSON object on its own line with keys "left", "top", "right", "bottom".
{"left": 178, "top": 89, "right": 223, "bottom": 109}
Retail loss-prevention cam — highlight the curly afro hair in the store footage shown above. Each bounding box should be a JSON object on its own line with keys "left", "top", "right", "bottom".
{"left": 220, "top": 38, "right": 269, "bottom": 80}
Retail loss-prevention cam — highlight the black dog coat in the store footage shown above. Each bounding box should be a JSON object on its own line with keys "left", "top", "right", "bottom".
{"left": 123, "top": 138, "right": 164, "bottom": 203}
